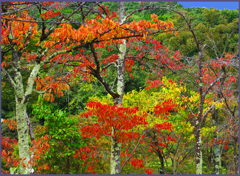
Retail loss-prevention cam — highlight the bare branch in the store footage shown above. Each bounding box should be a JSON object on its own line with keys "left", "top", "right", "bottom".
{"left": 8, "top": 22, "right": 15, "bottom": 40}
{"left": 1, "top": 4, "right": 35, "bottom": 15}
{"left": 201, "top": 98, "right": 224, "bottom": 128}
{"left": 2, "top": 17, "right": 86, "bottom": 25}
{"left": 102, "top": 62, "right": 117, "bottom": 70}
{"left": 33, "top": 89, "right": 46, "bottom": 94}
{"left": 23, "top": 24, "right": 34, "bottom": 47}
{"left": 207, "top": 35, "right": 219, "bottom": 58}
{"left": 120, "top": 129, "right": 147, "bottom": 173}
{"left": 203, "top": 73, "right": 224, "bottom": 98}
{"left": 97, "top": 3, "right": 109, "bottom": 17}
{"left": 169, "top": 9, "right": 200, "bottom": 51}
{"left": 1, "top": 68, "right": 17, "bottom": 89}
{"left": 125, "top": 4, "right": 174, "bottom": 21}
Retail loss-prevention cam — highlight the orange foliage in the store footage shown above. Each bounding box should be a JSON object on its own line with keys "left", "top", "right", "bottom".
{"left": 2, "top": 119, "right": 17, "bottom": 131}
{"left": 34, "top": 76, "right": 70, "bottom": 102}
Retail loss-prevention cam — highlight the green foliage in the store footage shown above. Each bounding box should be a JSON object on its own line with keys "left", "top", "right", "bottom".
{"left": 156, "top": 8, "right": 239, "bottom": 57}
{"left": 1, "top": 158, "right": 7, "bottom": 170}
{"left": 31, "top": 95, "right": 88, "bottom": 174}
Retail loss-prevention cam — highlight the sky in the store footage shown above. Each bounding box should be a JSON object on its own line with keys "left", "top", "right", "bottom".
{"left": 178, "top": 2, "right": 239, "bottom": 10}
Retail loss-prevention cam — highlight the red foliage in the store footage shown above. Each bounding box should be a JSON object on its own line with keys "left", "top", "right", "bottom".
{"left": 80, "top": 99, "right": 177, "bottom": 172}
{"left": 198, "top": 54, "right": 238, "bottom": 95}
{"left": 1, "top": 136, "right": 19, "bottom": 169}
{"left": 41, "top": 10, "right": 61, "bottom": 20}
{"left": 130, "top": 157, "right": 144, "bottom": 169}
{"left": 1, "top": 132, "right": 51, "bottom": 174}
{"left": 154, "top": 99, "right": 177, "bottom": 117}
{"left": 74, "top": 146, "right": 100, "bottom": 174}
{"left": 145, "top": 80, "right": 165, "bottom": 90}
{"left": 80, "top": 101, "right": 147, "bottom": 143}
{"left": 41, "top": 2, "right": 55, "bottom": 6}
{"left": 144, "top": 168, "right": 154, "bottom": 174}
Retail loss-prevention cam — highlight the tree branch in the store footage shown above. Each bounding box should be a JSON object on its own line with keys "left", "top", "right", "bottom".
{"left": 201, "top": 98, "right": 224, "bottom": 128}
{"left": 1, "top": 68, "right": 17, "bottom": 89}
{"left": 102, "top": 62, "right": 117, "bottom": 71}
{"left": 1, "top": 4, "right": 35, "bottom": 15}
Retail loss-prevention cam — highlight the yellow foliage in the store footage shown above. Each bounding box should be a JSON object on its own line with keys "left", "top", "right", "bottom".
{"left": 86, "top": 77, "right": 221, "bottom": 141}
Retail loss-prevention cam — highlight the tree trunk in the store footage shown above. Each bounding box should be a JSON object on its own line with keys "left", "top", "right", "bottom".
{"left": 110, "top": 2, "right": 126, "bottom": 174}
{"left": 233, "top": 138, "right": 238, "bottom": 174}
{"left": 171, "top": 158, "right": 175, "bottom": 174}
{"left": 110, "top": 39, "right": 126, "bottom": 174}
{"left": 67, "top": 155, "right": 70, "bottom": 174}
{"left": 159, "top": 154, "right": 165, "bottom": 174}
{"left": 213, "top": 138, "right": 220, "bottom": 174}
{"left": 212, "top": 109, "right": 220, "bottom": 174}
{"left": 157, "top": 150, "right": 165, "bottom": 174}
{"left": 16, "top": 101, "right": 31, "bottom": 174}
{"left": 195, "top": 122, "right": 202, "bottom": 174}
{"left": 110, "top": 129, "right": 121, "bottom": 174}
{"left": 206, "top": 139, "right": 211, "bottom": 170}
{"left": 7, "top": 55, "right": 42, "bottom": 174}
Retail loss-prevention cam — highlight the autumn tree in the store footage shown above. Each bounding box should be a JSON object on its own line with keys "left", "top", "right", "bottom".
{"left": 78, "top": 77, "right": 179, "bottom": 174}
{"left": 45, "top": 2, "right": 179, "bottom": 174}
{"left": 166, "top": 9, "right": 238, "bottom": 174}
{"left": 1, "top": 1, "right": 121, "bottom": 173}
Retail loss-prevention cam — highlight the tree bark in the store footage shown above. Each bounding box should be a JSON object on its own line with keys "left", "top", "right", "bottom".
{"left": 16, "top": 63, "right": 41, "bottom": 174}
{"left": 159, "top": 151, "right": 165, "bottom": 174}
{"left": 2, "top": 48, "right": 42, "bottom": 174}
{"left": 212, "top": 109, "right": 220, "bottom": 174}
{"left": 110, "top": 128, "right": 121, "bottom": 174}
{"left": 110, "top": 2, "right": 126, "bottom": 174}
{"left": 233, "top": 137, "right": 238, "bottom": 174}
{"left": 16, "top": 101, "right": 31, "bottom": 174}
{"left": 11, "top": 48, "right": 31, "bottom": 174}
{"left": 67, "top": 155, "right": 70, "bottom": 174}
{"left": 194, "top": 121, "right": 202, "bottom": 175}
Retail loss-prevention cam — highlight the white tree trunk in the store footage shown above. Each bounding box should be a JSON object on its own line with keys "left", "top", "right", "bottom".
{"left": 195, "top": 120, "right": 202, "bottom": 175}
{"left": 3, "top": 55, "right": 42, "bottom": 174}
{"left": 110, "top": 2, "right": 126, "bottom": 174}
{"left": 15, "top": 101, "right": 31, "bottom": 174}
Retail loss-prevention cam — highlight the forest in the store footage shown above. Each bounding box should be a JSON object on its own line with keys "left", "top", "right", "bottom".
{"left": 1, "top": 1, "right": 239, "bottom": 175}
